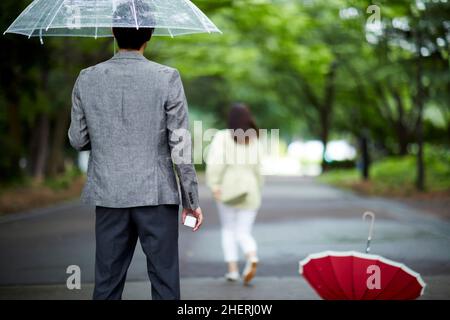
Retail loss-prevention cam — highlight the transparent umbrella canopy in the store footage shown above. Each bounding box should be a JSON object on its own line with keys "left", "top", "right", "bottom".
{"left": 4, "top": 0, "right": 222, "bottom": 43}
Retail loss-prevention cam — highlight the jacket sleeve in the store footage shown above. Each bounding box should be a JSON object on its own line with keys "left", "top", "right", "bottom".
{"left": 165, "top": 69, "right": 200, "bottom": 210}
{"left": 68, "top": 73, "right": 91, "bottom": 151}
{"left": 205, "top": 132, "right": 227, "bottom": 192}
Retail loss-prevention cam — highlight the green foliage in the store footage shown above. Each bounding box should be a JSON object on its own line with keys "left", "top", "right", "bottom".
{"left": 44, "top": 166, "right": 82, "bottom": 191}
{"left": 320, "top": 145, "right": 450, "bottom": 194}
{"left": 0, "top": 0, "right": 448, "bottom": 189}
{"left": 370, "top": 156, "right": 418, "bottom": 193}
{"left": 318, "top": 168, "right": 360, "bottom": 186}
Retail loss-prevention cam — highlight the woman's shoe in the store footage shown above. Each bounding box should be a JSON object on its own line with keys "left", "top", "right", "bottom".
{"left": 225, "top": 271, "right": 240, "bottom": 282}
{"left": 242, "top": 257, "right": 259, "bottom": 285}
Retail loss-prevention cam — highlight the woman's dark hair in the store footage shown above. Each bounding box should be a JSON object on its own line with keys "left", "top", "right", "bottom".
{"left": 227, "top": 103, "right": 259, "bottom": 144}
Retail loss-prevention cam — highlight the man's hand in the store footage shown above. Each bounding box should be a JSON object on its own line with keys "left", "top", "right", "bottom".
{"left": 182, "top": 207, "right": 203, "bottom": 232}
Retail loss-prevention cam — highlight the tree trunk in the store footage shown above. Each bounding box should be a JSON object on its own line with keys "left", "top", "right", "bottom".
{"left": 29, "top": 114, "right": 50, "bottom": 183}
{"left": 320, "top": 124, "right": 329, "bottom": 173}
{"left": 320, "top": 61, "right": 337, "bottom": 173}
{"left": 360, "top": 132, "right": 370, "bottom": 180}
{"left": 4, "top": 101, "right": 22, "bottom": 180}
{"left": 397, "top": 127, "right": 409, "bottom": 156}
{"left": 47, "top": 107, "right": 71, "bottom": 177}
{"left": 392, "top": 89, "right": 409, "bottom": 156}
{"left": 415, "top": 30, "right": 425, "bottom": 191}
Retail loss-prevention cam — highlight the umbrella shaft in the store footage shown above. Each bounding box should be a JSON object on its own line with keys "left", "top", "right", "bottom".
{"left": 366, "top": 239, "right": 371, "bottom": 253}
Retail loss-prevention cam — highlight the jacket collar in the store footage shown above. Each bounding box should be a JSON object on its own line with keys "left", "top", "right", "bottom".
{"left": 110, "top": 50, "right": 147, "bottom": 61}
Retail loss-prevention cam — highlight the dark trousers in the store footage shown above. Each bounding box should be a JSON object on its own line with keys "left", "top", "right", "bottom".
{"left": 93, "top": 205, "right": 180, "bottom": 300}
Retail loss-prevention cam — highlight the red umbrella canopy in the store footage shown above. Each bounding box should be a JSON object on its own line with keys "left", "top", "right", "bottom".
{"left": 299, "top": 251, "right": 426, "bottom": 300}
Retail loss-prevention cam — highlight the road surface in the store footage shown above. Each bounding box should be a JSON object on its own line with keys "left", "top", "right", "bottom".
{"left": 0, "top": 176, "right": 449, "bottom": 299}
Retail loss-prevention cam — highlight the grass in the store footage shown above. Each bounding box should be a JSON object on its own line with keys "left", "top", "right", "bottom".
{"left": 0, "top": 167, "right": 85, "bottom": 215}
{"left": 44, "top": 167, "right": 82, "bottom": 190}
{"left": 319, "top": 146, "right": 450, "bottom": 197}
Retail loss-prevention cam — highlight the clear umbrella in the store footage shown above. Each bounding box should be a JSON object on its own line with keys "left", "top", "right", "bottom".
{"left": 4, "top": 0, "right": 222, "bottom": 43}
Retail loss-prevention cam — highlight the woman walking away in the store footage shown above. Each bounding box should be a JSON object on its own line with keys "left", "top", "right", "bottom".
{"left": 206, "top": 103, "right": 264, "bottom": 285}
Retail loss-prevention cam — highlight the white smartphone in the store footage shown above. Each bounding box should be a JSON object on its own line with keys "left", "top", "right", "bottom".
{"left": 184, "top": 215, "right": 197, "bottom": 228}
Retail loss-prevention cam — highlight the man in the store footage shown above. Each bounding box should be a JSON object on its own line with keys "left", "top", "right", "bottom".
{"left": 68, "top": 4, "right": 203, "bottom": 300}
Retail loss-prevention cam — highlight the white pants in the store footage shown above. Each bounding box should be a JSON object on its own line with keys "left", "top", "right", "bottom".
{"left": 217, "top": 203, "right": 258, "bottom": 262}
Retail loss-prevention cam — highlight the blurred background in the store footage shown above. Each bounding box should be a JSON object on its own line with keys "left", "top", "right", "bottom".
{"left": 1, "top": 0, "right": 449, "bottom": 213}
{"left": 0, "top": 0, "right": 449, "bottom": 299}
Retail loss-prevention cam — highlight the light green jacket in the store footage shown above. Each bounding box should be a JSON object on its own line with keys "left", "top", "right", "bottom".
{"left": 206, "top": 130, "right": 263, "bottom": 210}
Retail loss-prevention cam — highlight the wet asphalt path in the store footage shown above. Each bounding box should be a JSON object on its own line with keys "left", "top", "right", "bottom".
{"left": 0, "top": 176, "right": 449, "bottom": 299}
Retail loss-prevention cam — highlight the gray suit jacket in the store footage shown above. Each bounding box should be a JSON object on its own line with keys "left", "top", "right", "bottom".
{"left": 68, "top": 51, "right": 199, "bottom": 210}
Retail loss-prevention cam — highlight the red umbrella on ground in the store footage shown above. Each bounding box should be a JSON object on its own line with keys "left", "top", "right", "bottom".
{"left": 299, "top": 212, "right": 426, "bottom": 300}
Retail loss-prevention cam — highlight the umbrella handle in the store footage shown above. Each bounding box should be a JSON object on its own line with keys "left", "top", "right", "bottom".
{"left": 363, "top": 211, "right": 375, "bottom": 253}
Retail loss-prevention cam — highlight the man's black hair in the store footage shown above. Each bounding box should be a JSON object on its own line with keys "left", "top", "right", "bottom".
{"left": 112, "top": 0, "right": 156, "bottom": 50}
{"left": 112, "top": 27, "right": 154, "bottom": 50}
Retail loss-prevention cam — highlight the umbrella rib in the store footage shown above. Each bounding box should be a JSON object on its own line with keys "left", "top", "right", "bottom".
{"left": 28, "top": 0, "right": 52, "bottom": 38}
{"left": 94, "top": 0, "right": 98, "bottom": 39}
{"left": 40, "top": 0, "right": 64, "bottom": 43}
{"left": 46, "top": 0, "right": 66, "bottom": 31}
{"left": 185, "top": 0, "right": 210, "bottom": 33}
{"left": 329, "top": 258, "right": 353, "bottom": 300}
{"left": 313, "top": 260, "right": 341, "bottom": 299}
{"left": 4, "top": 0, "right": 41, "bottom": 35}
{"left": 327, "top": 257, "right": 348, "bottom": 299}
{"left": 131, "top": 0, "right": 139, "bottom": 30}
{"left": 368, "top": 265, "right": 401, "bottom": 300}
{"left": 357, "top": 258, "right": 378, "bottom": 300}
